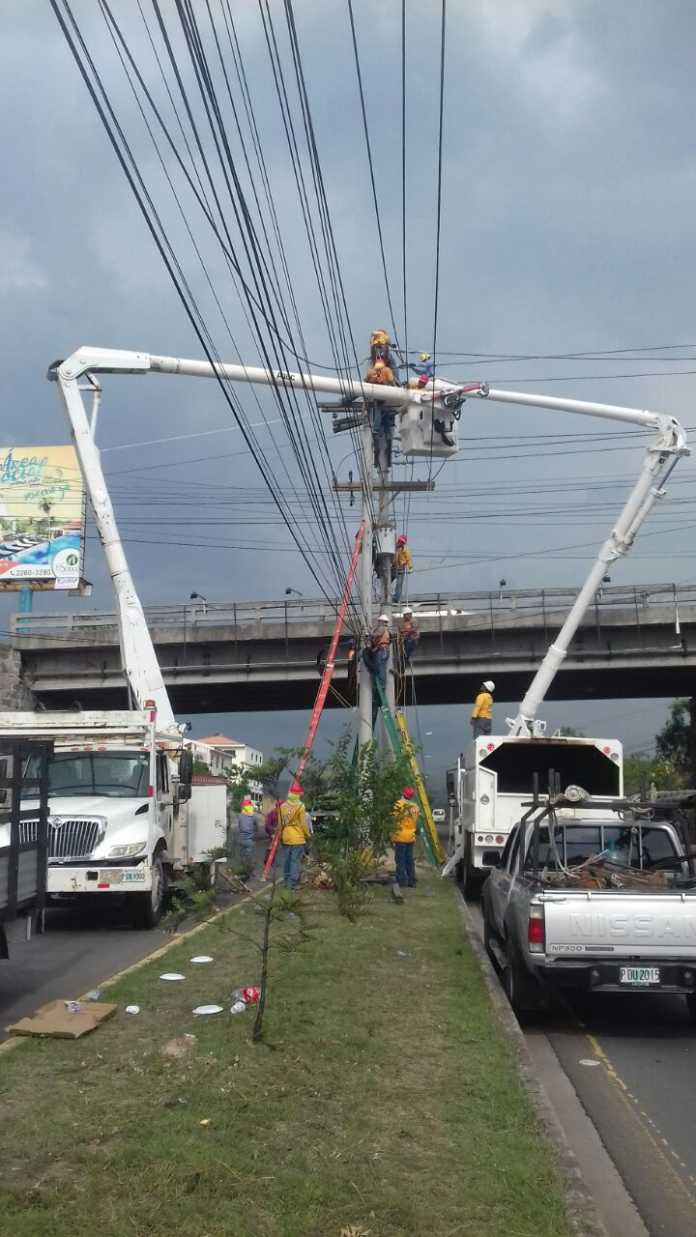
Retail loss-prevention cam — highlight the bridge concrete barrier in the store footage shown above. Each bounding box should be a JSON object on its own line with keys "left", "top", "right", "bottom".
{"left": 6, "top": 583, "right": 696, "bottom": 714}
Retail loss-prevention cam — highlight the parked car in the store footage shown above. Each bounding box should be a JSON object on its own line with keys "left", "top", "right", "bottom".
{"left": 432, "top": 807, "right": 446, "bottom": 824}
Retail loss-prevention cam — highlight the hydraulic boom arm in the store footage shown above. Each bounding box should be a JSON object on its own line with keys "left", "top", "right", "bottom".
{"left": 461, "top": 385, "right": 688, "bottom": 735}
{"left": 51, "top": 347, "right": 688, "bottom": 739}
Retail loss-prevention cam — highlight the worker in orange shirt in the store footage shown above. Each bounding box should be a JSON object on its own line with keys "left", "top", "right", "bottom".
{"left": 362, "top": 614, "right": 391, "bottom": 686}
{"left": 391, "top": 786, "right": 420, "bottom": 888}
{"left": 392, "top": 534, "right": 413, "bottom": 603}
{"left": 471, "top": 680, "right": 495, "bottom": 738}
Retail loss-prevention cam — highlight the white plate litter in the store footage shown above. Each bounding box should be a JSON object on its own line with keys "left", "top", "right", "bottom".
{"left": 230, "top": 1000, "right": 247, "bottom": 1015}
{"left": 190, "top": 955, "right": 213, "bottom": 964}
{"left": 579, "top": 1058, "right": 601, "bottom": 1067}
{"left": 159, "top": 972, "right": 186, "bottom": 982}
{"left": 192, "top": 1004, "right": 223, "bottom": 1016}
{"left": 125, "top": 1005, "right": 140, "bottom": 1015}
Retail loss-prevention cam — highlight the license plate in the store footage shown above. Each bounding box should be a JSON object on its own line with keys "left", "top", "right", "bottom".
{"left": 98, "top": 868, "right": 124, "bottom": 885}
{"left": 619, "top": 966, "right": 660, "bottom": 986}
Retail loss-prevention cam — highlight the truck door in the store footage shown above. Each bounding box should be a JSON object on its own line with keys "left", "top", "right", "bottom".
{"left": 491, "top": 825, "right": 520, "bottom": 937}
{"left": 156, "top": 753, "right": 173, "bottom": 840}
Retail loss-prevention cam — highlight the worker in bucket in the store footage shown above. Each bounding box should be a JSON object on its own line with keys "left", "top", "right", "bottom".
{"left": 391, "top": 786, "right": 420, "bottom": 889}
{"left": 409, "top": 351, "right": 435, "bottom": 388}
{"left": 278, "top": 781, "right": 312, "bottom": 891}
{"left": 362, "top": 614, "right": 391, "bottom": 685}
{"left": 392, "top": 534, "right": 413, "bottom": 603}
{"left": 237, "top": 797, "right": 260, "bottom": 877}
{"left": 398, "top": 607, "right": 419, "bottom": 665}
{"left": 471, "top": 680, "right": 495, "bottom": 738}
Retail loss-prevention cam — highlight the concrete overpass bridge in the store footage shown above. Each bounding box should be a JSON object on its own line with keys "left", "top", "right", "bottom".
{"left": 5, "top": 581, "right": 696, "bottom": 714}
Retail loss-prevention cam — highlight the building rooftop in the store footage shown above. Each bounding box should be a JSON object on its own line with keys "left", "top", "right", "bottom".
{"left": 192, "top": 774, "right": 229, "bottom": 786}
{"left": 196, "top": 734, "right": 243, "bottom": 748}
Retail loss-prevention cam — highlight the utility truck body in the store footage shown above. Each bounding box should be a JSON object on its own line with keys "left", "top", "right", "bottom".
{"left": 448, "top": 735, "right": 623, "bottom": 896}
{"left": 0, "top": 711, "right": 196, "bottom": 928}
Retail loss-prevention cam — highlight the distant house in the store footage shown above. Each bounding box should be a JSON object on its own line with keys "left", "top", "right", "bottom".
{"left": 187, "top": 734, "right": 264, "bottom": 810}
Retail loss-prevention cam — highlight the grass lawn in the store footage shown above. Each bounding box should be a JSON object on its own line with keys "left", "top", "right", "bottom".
{"left": 0, "top": 873, "right": 573, "bottom": 1237}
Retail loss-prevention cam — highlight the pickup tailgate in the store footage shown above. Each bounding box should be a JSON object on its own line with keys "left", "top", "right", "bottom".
{"left": 543, "top": 891, "right": 696, "bottom": 959}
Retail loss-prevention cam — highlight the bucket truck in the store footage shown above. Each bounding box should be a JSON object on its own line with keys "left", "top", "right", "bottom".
{"left": 20, "top": 346, "right": 685, "bottom": 907}
{"left": 443, "top": 382, "right": 688, "bottom": 892}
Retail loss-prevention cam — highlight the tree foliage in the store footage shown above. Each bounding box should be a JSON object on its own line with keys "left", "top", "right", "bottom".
{"left": 656, "top": 698, "right": 692, "bottom": 783}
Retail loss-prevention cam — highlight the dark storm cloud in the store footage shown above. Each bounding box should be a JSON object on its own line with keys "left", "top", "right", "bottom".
{"left": 1, "top": 2, "right": 693, "bottom": 762}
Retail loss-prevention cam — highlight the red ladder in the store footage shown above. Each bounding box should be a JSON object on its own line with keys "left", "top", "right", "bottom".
{"left": 262, "top": 521, "right": 367, "bottom": 878}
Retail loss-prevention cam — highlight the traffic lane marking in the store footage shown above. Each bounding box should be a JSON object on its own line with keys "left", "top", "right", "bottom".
{"left": 547, "top": 1021, "right": 696, "bottom": 1237}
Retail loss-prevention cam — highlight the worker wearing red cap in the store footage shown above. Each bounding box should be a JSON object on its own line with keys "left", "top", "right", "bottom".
{"left": 390, "top": 787, "right": 420, "bottom": 889}
{"left": 392, "top": 534, "right": 413, "bottom": 603}
{"left": 278, "top": 781, "right": 312, "bottom": 890}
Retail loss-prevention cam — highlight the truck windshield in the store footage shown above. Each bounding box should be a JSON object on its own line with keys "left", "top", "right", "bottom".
{"left": 479, "top": 741, "right": 620, "bottom": 796}
{"left": 527, "top": 823, "right": 676, "bottom": 870}
{"left": 25, "top": 751, "right": 149, "bottom": 798}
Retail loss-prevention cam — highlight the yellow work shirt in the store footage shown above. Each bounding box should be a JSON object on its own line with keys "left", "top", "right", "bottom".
{"left": 279, "top": 799, "right": 311, "bottom": 845}
{"left": 390, "top": 798, "right": 420, "bottom": 844}
{"left": 471, "top": 691, "right": 493, "bottom": 721}
{"left": 394, "top": 545, "right": 413, "bottom": 572}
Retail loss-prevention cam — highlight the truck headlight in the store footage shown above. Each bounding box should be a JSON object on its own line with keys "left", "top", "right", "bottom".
{"left": 108, "top": 842, "right": 146, "bottom": 858}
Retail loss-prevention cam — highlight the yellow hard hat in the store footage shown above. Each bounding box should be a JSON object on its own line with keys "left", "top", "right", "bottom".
{"left": 419, "top": 352, "right": 431, "bottom": 362}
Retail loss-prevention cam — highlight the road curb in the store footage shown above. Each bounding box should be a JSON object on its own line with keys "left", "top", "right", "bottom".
{"left": 0, "top": 885, "right": 266, "bottom": 1059}
{"left": 456, "top": 891, "right": 609, "bottom": 1237}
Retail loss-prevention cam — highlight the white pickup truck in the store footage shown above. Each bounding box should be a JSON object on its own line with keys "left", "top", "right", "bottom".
{"left": 482, "top": 798, "right": 696, "bottom": 1020}
{"left": 0, "top": 710, "right": 213, "bottom": 929}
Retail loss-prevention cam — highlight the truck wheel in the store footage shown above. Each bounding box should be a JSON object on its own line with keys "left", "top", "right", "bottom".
{"left": 460, "top": 837, "right": 481, "bottom": 901}
{"left": 483, "top": 903, "right": 498, "bottom": 965}
{"left": 132, "top": 853, "right": 166, "bottom": 929}
{"left": 504, "top": 947, "right": 543, "bottom": 1020}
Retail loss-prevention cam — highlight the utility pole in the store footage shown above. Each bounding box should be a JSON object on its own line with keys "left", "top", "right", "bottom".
{"left": 358, "top": 415, "right": 373, "bottom": 748}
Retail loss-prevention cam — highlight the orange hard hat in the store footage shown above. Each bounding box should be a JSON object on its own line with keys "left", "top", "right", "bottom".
{"left": 403, "top": 787, "right": 415, "bottom": 799}
{"left": 397, "top": 534, "right": 407, "bottom": 544}
{"left": 289, "top": 781, "right": 304, "bottom": 796}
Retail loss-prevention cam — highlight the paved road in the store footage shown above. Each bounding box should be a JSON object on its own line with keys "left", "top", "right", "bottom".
{"left": 468, "top": 900, "right": 696, "bottom": 1237}
{"left": 0, "top": 903, "right": 168, "bottom": 1038}
{"left": 0, "top": 837, "right": 269, "bottom": 1040}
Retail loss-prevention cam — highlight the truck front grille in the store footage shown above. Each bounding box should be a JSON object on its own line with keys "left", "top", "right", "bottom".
{"left": 20, "top": 818, "right": 103, "bottom": 860}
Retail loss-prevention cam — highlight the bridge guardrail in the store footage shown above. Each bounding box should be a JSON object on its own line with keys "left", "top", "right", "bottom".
{"left": 9, "top": 582, "right": 692, "bottom": 642}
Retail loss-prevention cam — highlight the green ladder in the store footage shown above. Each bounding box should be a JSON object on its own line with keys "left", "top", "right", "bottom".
{"left": 372, "top": 675, "right": 439, "bottom": 866}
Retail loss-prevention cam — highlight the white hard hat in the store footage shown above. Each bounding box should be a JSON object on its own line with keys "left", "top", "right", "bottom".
{"left": 378, "top": 613, "right": 389, "bottom": 622}
{"left": 403, "top": 607, "right": 413, "bottom": 615}
{"left": 483, "top": 680, "right": 495, "bottom": 692}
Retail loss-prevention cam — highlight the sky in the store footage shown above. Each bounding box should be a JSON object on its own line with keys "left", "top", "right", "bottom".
{"left": 2, "top": 1, "right": 696, "bottom": 795}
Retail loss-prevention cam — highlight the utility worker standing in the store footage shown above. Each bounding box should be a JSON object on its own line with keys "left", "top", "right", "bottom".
{"left": 392, "top": 534, "right": 413, "bottom": 603}
{"left": 237, "top": 797, "right": 260, "bottom": 877}
{"left": 398, "top": 606, "right": 419, "bottom": 665}
{"left": 471, "top": 680, "right": 495, "bottom": 738}
{"left": 362, "top": 614, "right": 391, "bottom": 685}
{"left": 391, "top": 786, "right": 420, "bottom": 888}
{"left": 279, "top": 781, "right": 312, "bottom": 890}
{"left": 365, "top": 356, "right": 397, "bottom": 467}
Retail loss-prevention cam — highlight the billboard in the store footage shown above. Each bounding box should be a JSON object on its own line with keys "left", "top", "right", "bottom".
{"left": 0, "top": 446, "right": 85, "bottom": 590}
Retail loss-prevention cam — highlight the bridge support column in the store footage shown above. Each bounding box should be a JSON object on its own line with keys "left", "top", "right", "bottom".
{"left": 0, "top": 647, "right": 35, "bottom": 709}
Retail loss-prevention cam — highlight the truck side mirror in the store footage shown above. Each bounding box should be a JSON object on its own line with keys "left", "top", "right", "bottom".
{"left": 178, "top": 749, "right": 193, "bottom": 801}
